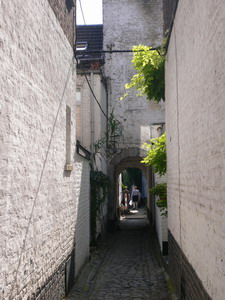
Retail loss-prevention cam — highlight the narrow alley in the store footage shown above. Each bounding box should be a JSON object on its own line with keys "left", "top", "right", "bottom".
{"left": 2, "top": 1, "right": 224, "bottom": 299}
{"left": 66, "top": 208, "right": 169, "bottom": 300}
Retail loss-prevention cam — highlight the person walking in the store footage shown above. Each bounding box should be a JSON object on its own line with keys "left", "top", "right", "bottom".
{"left": 122, "top": 187, "right": 130, "bottom": 209}
{"left": 131, "top": 186, "right": 140, "bottom": 210}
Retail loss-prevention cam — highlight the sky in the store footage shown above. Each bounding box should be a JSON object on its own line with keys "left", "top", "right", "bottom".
{"left": 76, "top": 0, "right": 103, "bottom": 25}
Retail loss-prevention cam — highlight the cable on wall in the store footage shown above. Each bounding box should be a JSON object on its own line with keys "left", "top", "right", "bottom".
{"left": 9, "top": 57, "right": 74, "bottom": 299}
{"left": 75, "top": 57, "right": 108, "bottom": 120}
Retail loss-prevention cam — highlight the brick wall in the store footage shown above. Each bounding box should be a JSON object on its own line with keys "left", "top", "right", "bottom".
{"left": 166, "top": 0, "right": 225, "bottom": 299}
{"left": 0, "top": 1, "right": 90, "bottom": 299}
{"left": 103, "top": 0, "right": 165, "bottom": 229}
{"left": 48, "top": 0, "right": 75, "bottom": 47}
{"left": 103, "top": 0, "right": 165, "bottom": 150}
{"left": 168, "top": 231, "right": 212, "bottom": 300}
{"left": 76, "top": 71, "right": 108, "bottom": 239}
{"left": 73, "top": 156, "right": 90, "bottom": 278}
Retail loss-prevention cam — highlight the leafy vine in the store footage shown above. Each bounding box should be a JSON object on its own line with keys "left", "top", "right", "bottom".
{"left": 90, "top": 170, "right": 110, "bottom": 245}
{"left": 90, "top": 110, "right": 123, "bottom": 244}
{"left": 142, "top": 132, "right": 167, "bottom": 215}
{"left": 121, "top": 44, "right": 165, "bottom": 102}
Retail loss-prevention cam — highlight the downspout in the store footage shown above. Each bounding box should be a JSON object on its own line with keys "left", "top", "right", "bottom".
{"left": 90, "top": 71, "right": 95, "bottom": 165}
{"left": 100, "top": 69, "right": 109, "bottom": 147}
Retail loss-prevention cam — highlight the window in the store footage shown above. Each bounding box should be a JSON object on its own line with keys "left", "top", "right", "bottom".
{"left": 64, "top": 105, "right": 73, "bottom": 171}
{"left": 76, "top": 42, "right": 88, "bottom": 52}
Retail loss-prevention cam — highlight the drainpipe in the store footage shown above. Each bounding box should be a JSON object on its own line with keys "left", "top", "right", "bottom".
{"left": 90, "top": 71, "right": 95, "bottom": 151}
{"left": 100, "top": 69, "right": 109, "bottom": 147}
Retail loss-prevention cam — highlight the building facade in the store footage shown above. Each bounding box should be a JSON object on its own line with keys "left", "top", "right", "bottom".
{"left": 103, "top": 0, "right": 166, "bottom": 238}
{"left": 0, "top": 1, "right": 90, "bottom": 299}
{"left": 166, "top": 0, "right": 225, "bottom": 299}
{"left": 76, "top": 24, "right": 109, "bottom": 240}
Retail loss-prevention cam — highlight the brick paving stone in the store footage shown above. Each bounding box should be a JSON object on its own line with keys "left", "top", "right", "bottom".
{"left": 65, "top": 217, "right": 169, "bottom": 300}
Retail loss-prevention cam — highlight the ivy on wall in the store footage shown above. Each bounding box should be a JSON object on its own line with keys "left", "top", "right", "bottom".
{"left": 142, "top": 132, "right": 167, "bottom": 215}
{"left": 121, "top": 45, "right": 165, "bottom": 102}
{"left": 90, "top": 170, "right": 110, "bottom": 245}
{"left": 90, "top": 110, "right": 123, "bottom": 244}
{"left": 141, "top": 133, "right": 166, "bottom": 176}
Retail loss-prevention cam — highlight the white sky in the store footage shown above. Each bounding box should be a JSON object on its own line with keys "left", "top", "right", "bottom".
{"left": 76, "top": 0, "right": 103, "bottom": 25}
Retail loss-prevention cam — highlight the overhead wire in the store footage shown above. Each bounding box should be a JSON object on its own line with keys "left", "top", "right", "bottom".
{"left": 75, "top": 47, "right": 160, "bottom": 55}
{"left": 75, "top": 57, "right": 108, "bottom": 120}
{"left": 75, "top": 3, "right": 160, "bottom": 121}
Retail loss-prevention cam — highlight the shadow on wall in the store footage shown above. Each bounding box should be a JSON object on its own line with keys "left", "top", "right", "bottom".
{"left": 65, "top": 152, "right": 91, "bottom": 296}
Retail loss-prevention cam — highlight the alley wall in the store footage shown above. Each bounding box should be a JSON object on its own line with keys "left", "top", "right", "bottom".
{"left": 103, "top": 0, "right": 166, "bottom": 230}
{"left": 166, "top": 0, "right": 225, "bottom": 299}
{"left": 76, "top": 71, "right": 108, "bottom": 237}
{"left": 103, "top": 0, "right": 165, "bottom": 150}
{"left": 0, "top": 1, "right": 90, "bottom": 299}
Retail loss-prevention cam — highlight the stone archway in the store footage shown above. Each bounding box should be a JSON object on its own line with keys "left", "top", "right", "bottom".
{"left": 107, "top": 147, "right": 154, "bottom": 231}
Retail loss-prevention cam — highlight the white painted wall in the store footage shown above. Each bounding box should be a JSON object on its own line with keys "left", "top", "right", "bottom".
{"left": 0, "top": 1, "right": 90, "bottom": 299}
{"left": 103, "top": 0, "right": 165, "bottom": 150}
{"left": 166, "top": 0, "right": 225, "bottom": 299}
{"left": 76, "top": 71, "right": 108, "bottom": 238}
{"left": 154, "top": 174, "right": 167, "bottom": 251}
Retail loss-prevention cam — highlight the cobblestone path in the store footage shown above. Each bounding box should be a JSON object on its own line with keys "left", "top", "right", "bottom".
{"left": 66, "top": 215, "right": 169, "bottom": 300}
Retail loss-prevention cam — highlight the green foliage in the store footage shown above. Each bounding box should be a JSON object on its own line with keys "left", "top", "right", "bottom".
{"left": 107, "top": 109, "right": 123, "bottom": 142}
{"left": 90, "top": 170, "right": 110, "bottom": 244}
{"left": 141, "top": 132, "right": 166, "bottom": 176}
{"left": 122, "top": 168, "right": 142, "bottom": 190}
{"left": 150, "top": 183, "right": 167, "bottom": 199}
{"left": 121, "top": 45, "right": 165, "bottom": 102}
{"left": 150, "top": 183, "right": 167, "bottom": 217}
{"left": 122, "top": 184, "right": 128, "bottom": 190}
{"left": 90, "top": 109, "right": 122, "bottom": 244}
{"left": 142, "top": 133, "right": 167, "bottom": 215}
{"left": 91, "top": 109, "right": 123, "bottom": 170}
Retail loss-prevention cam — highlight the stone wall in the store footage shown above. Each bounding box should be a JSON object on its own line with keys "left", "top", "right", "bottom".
{"left": 48, "top": 0, "right": 75, "bottom": 46}
{"left": 76, "top": 70, "right": 108, "bottom": 238}
{"left": 168, "top": 231, "right": 212, "bottom": 300}
{"left": 76, "top": 70, "right": 107, "bottom": 167}
{"left": 0, "top": 1, "right": 90, "bottom": 299}
{"left": 103, "top": 0, "right": 165, "bottom": 228}
{"left": 166, "top": 0, "right": 225, "bottom": 299}
{"left": 103, "top": 0, "right": 165, "bottom": 150}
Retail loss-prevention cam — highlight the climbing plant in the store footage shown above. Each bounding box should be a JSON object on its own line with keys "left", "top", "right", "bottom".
{"left": 141, "top": 132, "right": 167, "bottom": 215}
{"left": 120, "top": 45, "right": 165, "bottom": 102}
{"left": 141, "top": 132, "right": 166, "bottom": 176}
{"left": 90, "top": 170, "right": 110, "bottom": 245}
{"left": 150, "top": 183, "right": 167, "bottom": 216}
{"left": 90, "top": 109, "right": 122, "bottom": 244}
{"left": 91, "top": 109, "right": 124, "bottom": 170}
{"left": 106, "top": 109, "right": 123, "bottom": 153}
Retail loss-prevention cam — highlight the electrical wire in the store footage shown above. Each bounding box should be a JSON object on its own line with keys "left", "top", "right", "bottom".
{"left": 78, "top": 0, "right": 86, "bottom": 25}
{"left": 75, "top": 48, "right": 160, "bottom": 56}
{"left": 83, "top": 70, "right": 108, "bottom": 120}
{"left": 75, "top": 57, "right": 108, "bottom": 120}
{"left": 9, "top": 57, "right": 74, "bottom": 299}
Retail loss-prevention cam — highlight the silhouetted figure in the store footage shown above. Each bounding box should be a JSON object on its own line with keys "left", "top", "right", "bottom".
{"left": 131, "top": 186, "right": 140, "bottom": 209}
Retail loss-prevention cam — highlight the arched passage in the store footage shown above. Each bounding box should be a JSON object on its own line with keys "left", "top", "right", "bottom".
{"left": 107, "top": 147, "right": 155, "bottom": 231}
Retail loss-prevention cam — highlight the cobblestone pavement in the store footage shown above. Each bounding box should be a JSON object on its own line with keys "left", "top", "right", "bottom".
{"left": 66, "top": 211, "right": 169, "bottom": 300}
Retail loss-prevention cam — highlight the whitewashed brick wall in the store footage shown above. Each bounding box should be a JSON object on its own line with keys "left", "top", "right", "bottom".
{"left": 76, "top": 71, "right": 108, "bottom": 238}
{"left": 74, "top": 156, "right": 90, "bottom": 277}
{"left": 0, "top": 1, "right": 90, "bottom": 299}
{"left": 166, "top": 1, "right": 225, "bottom": 299}
{"left": 154, "top": 174, "right": 167, "bottom": 251}
{"left": 77, "top": 72, "right": 107, "bottom": 163}
{"left": 103, "top": 0, "right": 165, "bottom": 150}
